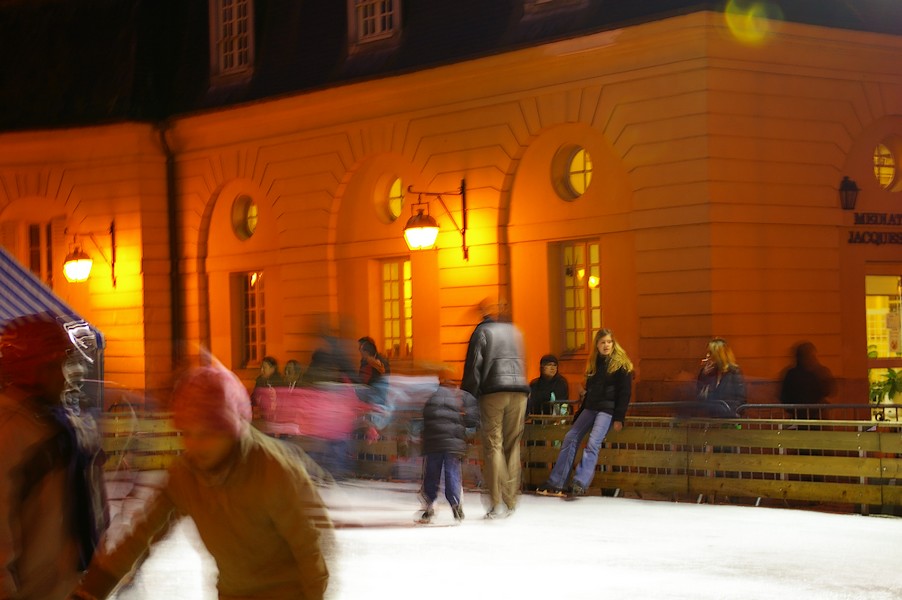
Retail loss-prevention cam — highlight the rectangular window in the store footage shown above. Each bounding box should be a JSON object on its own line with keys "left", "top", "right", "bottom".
{"left": 355, "top": 0, "right": 397, "bottom": 42}
{"left": 382, "top": 258, "right": 411, "bottom": 359}
{"left": 561, "top": 240, "right": 601, "bottom": 353}
{"left": 866, "top": 275, "right": 902, "bottom": 359}
{"left": 25, "top": 222, "right": 55, "bottom": 286}
{"left": 210, "top": 0, "right": 254, "bottom": 80}
{"left": 242, "top": 271, "right": 266, "bottom": 367}
{"left": 866, "top": 275, "right": 902, "bottom": 406}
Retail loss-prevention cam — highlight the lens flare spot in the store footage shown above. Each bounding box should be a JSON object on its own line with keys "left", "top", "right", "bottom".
{"left": 724, "top": 0, "right": 784, "bottom": 46}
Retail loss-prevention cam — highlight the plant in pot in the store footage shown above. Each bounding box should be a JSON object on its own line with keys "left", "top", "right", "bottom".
{"left": 871, "top": 368, "right": 902, "bottom": 404}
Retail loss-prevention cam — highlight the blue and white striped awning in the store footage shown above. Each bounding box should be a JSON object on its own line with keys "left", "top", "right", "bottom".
{"left": 0, "top": 245, "right": 104, "bottom": 355}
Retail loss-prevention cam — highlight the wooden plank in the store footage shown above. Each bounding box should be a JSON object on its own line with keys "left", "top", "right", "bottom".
{"left": 130, "top": 437, "right": 184, "bottom": 453}
{"left": 523, "top": 424, "right": 569, "bottom": 442}
{"left": 687, "top": 452, "right": 881, "bottom": 478}
{"left": 881, "top": 485, "right": 902, "bottom": 505}
{"left": 598, "top": 448, "right": 688, "bottom": 471}
{"left": 878, "top": 431, "right": 902, "bottom": 454}
{"left": 523, "top": 446, "right": 564, "bottom": 463}
{"left": 594, "top": 472, "right": 688, "bottom": 495}
{"left": 686, "top": 428, "right": 882, "bottom": 452}
{"left": 878, "top": 457, "right": 902, "bottom": 479}
{"left": 100, "top": 417, "right": 178, "bottom": 436}
{"left": 605, "top": 427, "right": 689, "bottom": 446}
{"left": 688, "top": 477, "right": 882, "bottom": 504}
{"left": 523, "top": 466, "right": 552, "bottom": 486}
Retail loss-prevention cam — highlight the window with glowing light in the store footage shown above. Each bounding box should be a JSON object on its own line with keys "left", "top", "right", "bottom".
{"left": 553, "top": 145, "right": 593, "bottom": 200}
{"left": 562, "top": 240, "right": 601, "bottom": 353}
{"left": 873, "top": 143, "right": 896, "bottom": 190}
{"left": 241, "top": 271, "right": 266, "bottom": 367}
{"left": 388, "top": 177, "right": 404, "bottom": 221}
{"left": 232, "top": 195, "right": 258, "bottom": 240}
{"left": 568, "top": 149, "right": 592, "bottom": 196}
{"left": 866, "top": 275, "right": 902, "bottom": 403}
{"left": 382, "top": 259, "right": 412, "bottom": 359}
{"left": 210, "top": 0, "right": 255, "bottom": 82}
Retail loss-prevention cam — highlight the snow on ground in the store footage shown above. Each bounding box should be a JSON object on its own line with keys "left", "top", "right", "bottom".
{"left": 108, "top": 479, "right": 902, "bottom": 600}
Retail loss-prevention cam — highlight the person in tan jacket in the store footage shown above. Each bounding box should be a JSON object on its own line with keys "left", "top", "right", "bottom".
{"left": 71, "top": 365, "right": 331, "bottom": 600}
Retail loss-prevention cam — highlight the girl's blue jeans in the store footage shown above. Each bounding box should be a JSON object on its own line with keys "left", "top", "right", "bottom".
{"left": 546, "top": 409, "right": 613, "bottom": 490}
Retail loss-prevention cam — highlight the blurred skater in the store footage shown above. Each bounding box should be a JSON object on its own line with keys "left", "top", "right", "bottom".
{"left": 779, "top": 341, "right": 835, "bottom": 419}
{"left": 416, "top": 370, "right": 479, "bottom": 524}
{"left": 461, "top": 296, "right": 529, "bottom": 519}
{"left": 70, "top": 365, "right": 330, "bottom": 600}
{"left": 0, "top": 313, "right": 108, "bottom": 600}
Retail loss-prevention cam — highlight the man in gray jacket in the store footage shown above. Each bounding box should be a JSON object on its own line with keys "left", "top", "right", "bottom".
{"left": 461, "top": 296, "right": 529, "bottom": 519}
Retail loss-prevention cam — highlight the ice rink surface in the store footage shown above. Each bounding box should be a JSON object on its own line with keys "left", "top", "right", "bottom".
{"left": 106, "top": 477, "right": 902, "bottom": 600}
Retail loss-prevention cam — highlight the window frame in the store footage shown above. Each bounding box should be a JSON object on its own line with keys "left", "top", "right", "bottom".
{"left": 209, "top": 0, "right": 256, "bottom": 85}
{"left": 873, "top": 142, "right": 897, "bottom": 191}
{"left": 348, "top": 0, "right": 402, "bottom": 53}
{"left": 380, "top": 257, "right": 412, "bottom": 360}
{"left": 238, "top": 270, "right": 266, "bottom": 368}
{"left": 552, "top": 144, "right": 593, "bottom": 200}
{"left": 558, "top": 239, "right": 601, "bottom": 355}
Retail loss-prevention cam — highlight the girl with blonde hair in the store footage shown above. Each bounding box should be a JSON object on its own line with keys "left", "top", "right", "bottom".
{"left": 696, "top": 337, "right": 747, "bottom": 417}
{"left": 537, "top": 329, "right": 633, "bottom": 497}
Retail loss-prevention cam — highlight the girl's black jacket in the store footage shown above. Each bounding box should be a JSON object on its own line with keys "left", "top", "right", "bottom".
{"left": 581, "top": 356, "right": 632, "bottom": 423}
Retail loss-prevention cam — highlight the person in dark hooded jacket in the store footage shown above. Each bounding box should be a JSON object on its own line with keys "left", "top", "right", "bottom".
{"left": 416, "top": 373, "right": 479, "bottom": 524}
{"left": 527, "top": 354, "right": 570, "bottom": 415}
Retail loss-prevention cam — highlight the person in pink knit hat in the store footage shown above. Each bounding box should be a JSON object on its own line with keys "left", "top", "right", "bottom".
{"left": 70, "top": 365, "right": 332, "bottom": 600}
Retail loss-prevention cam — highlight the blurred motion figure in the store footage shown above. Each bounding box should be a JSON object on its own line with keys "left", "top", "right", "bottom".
{"left": 779, "top": 341, "right": 835, "bottom": 419}
{"left": 461, "top": 296, "right": 529, "bottom": 519}
{"left": 71, "top": 365, "right": 330, "bottom": 600}
{"left": 417, "top": 369, "right": 479, "bottom": 524}
{"left": 0, "top": 313, "right": 108, "bottom": 600}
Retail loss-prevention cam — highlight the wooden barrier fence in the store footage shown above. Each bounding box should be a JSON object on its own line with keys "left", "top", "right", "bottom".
{"left": 99, "top": 412, "right": 902, "bottom": 513}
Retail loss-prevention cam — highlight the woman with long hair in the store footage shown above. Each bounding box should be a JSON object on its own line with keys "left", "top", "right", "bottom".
{"left": 537, "top": 328, "right": 633, "bottom": 497}
{"left": 696, "top": 337, "right": 747, "bottom": 417}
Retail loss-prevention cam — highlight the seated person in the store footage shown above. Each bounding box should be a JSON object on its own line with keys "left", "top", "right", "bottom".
{"left": 527, "top": 354, "right": 570, "bottom": 415}
{"left": 282, "top": 359, "right": 303, "bottom": 390}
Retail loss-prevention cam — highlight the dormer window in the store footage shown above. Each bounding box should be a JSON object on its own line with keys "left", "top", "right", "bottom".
{"left": 210, "top": 0, "right": 255, "bottom": 84}
{"left": 349, "top": 0, "right": 401, "bottom": 51}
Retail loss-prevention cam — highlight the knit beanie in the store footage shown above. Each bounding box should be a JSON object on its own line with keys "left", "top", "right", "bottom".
{"left": 539, "top": 354, "right": 559, "bottom": 368}
{"left": 171, "top": 365, "right": 252, "bottom": 438}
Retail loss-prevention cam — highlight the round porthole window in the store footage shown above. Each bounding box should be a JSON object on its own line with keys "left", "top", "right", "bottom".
{"left": 388, "top": 177, "right": 404, "bottom": 221}
{"left": 874, "top": 142, "right": 897, "bottom": 190}
{"left": 232, "top": 195, "right": 258, "bottom": 240}
{"left": 552, "top": 145, "right": 593, "bottom": 200}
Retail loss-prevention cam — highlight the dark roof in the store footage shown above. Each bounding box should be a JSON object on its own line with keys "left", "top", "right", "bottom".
{"left": 0, "top": 0, "right": 899, "bottom": 132}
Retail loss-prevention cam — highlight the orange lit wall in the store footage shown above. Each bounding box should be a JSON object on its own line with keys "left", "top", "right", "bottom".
{"left": 2, "top": 12, "right": 901, "bottom": 405}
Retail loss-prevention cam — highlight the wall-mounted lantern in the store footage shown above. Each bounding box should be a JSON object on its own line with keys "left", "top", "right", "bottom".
{"left": 63, "top": 220, "right": 117, "bottom": 287}
{"left": 403, "top": 179, "right": 468, "bottom": 260}
{"left": 839, "top": 176, "right": 859, "bottom": 211}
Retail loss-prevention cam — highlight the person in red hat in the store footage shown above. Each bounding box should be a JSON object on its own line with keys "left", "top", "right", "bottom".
{"left": 0, "top": 313, "right": 108, "bottom": 600}
{"left": 71, "top": 364, "right": 331, "bottom": 600}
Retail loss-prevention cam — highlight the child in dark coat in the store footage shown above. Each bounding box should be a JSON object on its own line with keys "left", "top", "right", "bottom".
{"left": 417, "top": 374, "right": 480, "bottom": 524}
